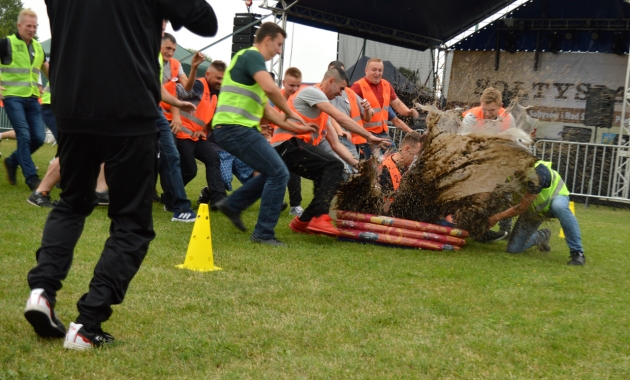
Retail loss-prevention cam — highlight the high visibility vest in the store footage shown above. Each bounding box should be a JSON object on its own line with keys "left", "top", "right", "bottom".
{"left": 339, "top": 87, "right": 367, "bottom": 145}
{"left": 212, "top": 46, "right": 268, "bottom": 131}
{"left": 270, "top": 84, "right": 328, "bottom": 146}
{"left": 269, "top": 88, "right": 287, "bottom": 131}
{"left": 462, "top": 106, "right": 512, "bottom": 131}
{"left": 357, "top": 77, "right": 391, "bottom": 135}
{"left": 382, "top": 155, "right": 402, "bottom": 191}
{"left": 160, "top": 57, "right": 182, "bottom": 117}
{"left": 532, "top": 160, "right": 570, "bottom": 214}
{"left": 0, "top": 34, "right": 45, "bottom": 98}
{"left": 42, "top": 84, "right": 51, "bottom": 105}
{"left": 177, "top": 78, "right": 217, "bottom": 141}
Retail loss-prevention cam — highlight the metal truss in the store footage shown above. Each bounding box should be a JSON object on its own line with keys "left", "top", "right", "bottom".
{"left": 497, "top": 18, "right": 630, "bottom": 32}
{"left": 613, "top": 53, "right": 630, "bottom": 200}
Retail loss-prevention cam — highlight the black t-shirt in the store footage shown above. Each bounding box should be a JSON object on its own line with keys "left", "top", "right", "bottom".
{"left": 527, "top": 164, "right": 553, "bottom": 195}
{"left": 44, "top": 0, "right": 217, "bottom": 136}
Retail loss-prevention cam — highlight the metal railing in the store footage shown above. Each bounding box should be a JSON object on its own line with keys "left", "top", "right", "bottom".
{"left": 533, "top": 139, "right": 630, "bottom": 204}
{"left": 0, "top": 107, "right": 12, "bottom": 131}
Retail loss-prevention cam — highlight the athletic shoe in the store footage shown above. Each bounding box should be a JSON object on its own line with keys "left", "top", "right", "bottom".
{"left": 163, "top": 204, "right": 174, "bottom": 213}
{"left": 289, "top": 216, "right": 311, "bottom": 234}
{"left": 568, "top": 251, "right": 586, "bottom": 266}
{"left": 24, "top": 288, "right": 66, "bottom": 338}
{"left": 96, "top": 191, "right": 109, "bottom": 206}
{"left": 215, "top": 198, "right": 247, "bottom": 232}
{"left": 537, "top": 228, "right": 552, "bottom": 252}
{"left": 250, "top": 235, "right": 287, "bottom": 247}
{"left": 198, "top": 186, "right": 211, "bottom": 205}
{"left": 477, "top": 230, "right": 508, "bottom": 243}
{"left": 307, "top": 214, "right": 340, "bottom": 237}
{"left": 28, "top": 190, "right": 53, "bottom": 208}
{"left": 289, "top": 206, "right": 304, "bottom": 217}
{"left": 63, "top": 322, "right": 114, "bottom": 351}
{"left": 172, "top": 210, "right": 197, "bottom": 222}
{"left": 3, "top": 158, "right": 17, "bottom": 185}
{"left": 281, "top": 202, "right": 289, "bottom": 212}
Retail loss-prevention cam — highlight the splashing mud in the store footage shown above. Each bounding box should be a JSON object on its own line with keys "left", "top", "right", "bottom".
{"left": 337, "top": 105, "right": 540, "bottom": 239}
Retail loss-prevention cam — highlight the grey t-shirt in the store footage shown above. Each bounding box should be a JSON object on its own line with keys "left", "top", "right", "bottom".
{"left": 162, "top": 59, "right": 185, "bottom": 85}
{"left": 292, "top": 86, "right": 330, "bottom": 119}
{"left": 331, "top": 89, "right": 365, "bottom": 117}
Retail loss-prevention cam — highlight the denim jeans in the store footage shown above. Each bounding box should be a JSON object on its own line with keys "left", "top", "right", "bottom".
{"left": 507, "top": 195, "right": 583, "bottom": 253}
{"left": 213, "top": 124, "right": 289, "bottom": 239}
{"left": 357, "top": 131, "right": 396, "bottom": 160}
{"left": 3, "top": 96, "right": 45, "bottom": 182}
{"left": 156, "top": 113, "right": 191, "bottom": 213}
{"left": 41, "top": 107, "right": 58, "bottom": 141}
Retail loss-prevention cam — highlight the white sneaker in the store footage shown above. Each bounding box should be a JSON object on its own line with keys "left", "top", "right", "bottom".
{"left": 24, "top": 288, "right": 66, "bottom": 338}
{"left": 64, "top": 322, "right": 113, "bottom": 351}
{"left": 289, "top": 206, "right": 304, "bottom": 217}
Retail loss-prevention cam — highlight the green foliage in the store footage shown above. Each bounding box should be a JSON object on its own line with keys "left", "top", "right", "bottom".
{"left": 1, "top": 140, "right": 629, "bottom": 378}
{"left": 398, "top": 66, "right": 420, "bottom": 84}
{"left": 0, "top": 0, "right": 23, "bottom": 38}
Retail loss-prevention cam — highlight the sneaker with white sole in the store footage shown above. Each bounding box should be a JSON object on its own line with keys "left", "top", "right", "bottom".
{"left": 24, "top": 288, "right": 66, "bottom": 338}
{"left": 289, "top": 206, "right": 304, "bottom": 217}
{"left": 28, "top": 190, "right": 54, "bottom": 208}
{"left": 172, "top": 210, "right": 197, "bottom": 222}
{"left": 64, "top": 322, "right": 114, "bottom": 351}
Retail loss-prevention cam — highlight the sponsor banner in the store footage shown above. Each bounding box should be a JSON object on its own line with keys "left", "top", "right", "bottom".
{"left": 447, "top": 51, "right": 626, "bottom": 126}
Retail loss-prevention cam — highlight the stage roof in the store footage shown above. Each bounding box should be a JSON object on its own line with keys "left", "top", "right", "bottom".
{"left": 452, "top": 0, "right": 630, "bottom": 54}
{"left": 276, "top": 0, "right": 516, "bottom": 50}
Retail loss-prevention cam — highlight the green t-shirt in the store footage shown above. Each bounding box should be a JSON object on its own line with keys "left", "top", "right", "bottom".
{"left": 230, "top": 49, "right": 267, "bottom": 86}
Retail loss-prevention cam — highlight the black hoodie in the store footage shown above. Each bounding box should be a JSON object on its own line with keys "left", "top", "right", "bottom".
{"left": 44, "top": 0, "right": 217, "bottom": 136}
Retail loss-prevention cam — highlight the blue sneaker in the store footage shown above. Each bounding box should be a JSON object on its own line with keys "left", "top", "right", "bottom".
{"left": 172, "top": 210, "right": 196, "bottom": 222}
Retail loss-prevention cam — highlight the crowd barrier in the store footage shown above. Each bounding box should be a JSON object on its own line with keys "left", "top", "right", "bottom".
{"left": 0, "top": 106, "right": 12, "bottom": 132}
{"left": 533, "top": 139, "right": 630, "bottom": 205}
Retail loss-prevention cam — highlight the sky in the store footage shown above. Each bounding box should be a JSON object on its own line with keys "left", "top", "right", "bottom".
{"left": 22, "top": 0, "right": 338, "bottom": 83}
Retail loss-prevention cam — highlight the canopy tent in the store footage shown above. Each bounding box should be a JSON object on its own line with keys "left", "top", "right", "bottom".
{"left": 275, "top": 0, "right": 517, "bottom": 51}
{"left": 40, "top": 39, "right": 211, "bottom": 78}
{"left": 451, "top": 0, "right": 630, "bottom": 54}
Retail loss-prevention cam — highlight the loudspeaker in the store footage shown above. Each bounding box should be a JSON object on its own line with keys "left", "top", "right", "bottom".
{"left": 584, "top": 87, "right": 615, "bottom": 128}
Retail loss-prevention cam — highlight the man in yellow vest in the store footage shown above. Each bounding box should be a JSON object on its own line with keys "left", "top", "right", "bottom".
{"left": 487, "top": 161, "right": 586, "bottom": 265}
{"left": 350, "top": 58, "right": 419, "bottom": 159}
{"left": 0, "top": 9, "right": 49, "bottom": 190}
{"left": 212, "top": 22, "right": 316, "bottom": 246}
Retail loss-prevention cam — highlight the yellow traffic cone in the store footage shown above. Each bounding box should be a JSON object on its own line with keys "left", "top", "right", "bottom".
{"left": 176, "top": 204, "right": 222, "bottom": 272}
{"left": 558, "top": 201, "right": 575, "bottom": 238}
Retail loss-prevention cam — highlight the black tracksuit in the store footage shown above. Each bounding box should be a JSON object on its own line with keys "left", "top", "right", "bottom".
{"left": 27, "top": 0, "right": 217, "bottom": 332}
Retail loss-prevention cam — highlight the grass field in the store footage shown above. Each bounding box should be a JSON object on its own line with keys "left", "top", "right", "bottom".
{"left": 1, "top": 141, "right": 629, "bottom": 379}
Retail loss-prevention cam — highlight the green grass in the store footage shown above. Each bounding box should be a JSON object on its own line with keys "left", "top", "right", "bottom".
{"left": 1, "top": 140, "right": 629, "bottom": 379}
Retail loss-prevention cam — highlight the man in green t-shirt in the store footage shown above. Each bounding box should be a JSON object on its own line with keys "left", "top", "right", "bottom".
{"left": 212, "top": 22, "right": 316, "bottom": 247}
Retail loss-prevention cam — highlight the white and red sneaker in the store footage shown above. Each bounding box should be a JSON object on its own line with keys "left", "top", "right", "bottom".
{"left": 64, "top": 322, "right": 114, "bottom": 351}
{"left": 24, "top": 288, "right": 66, "bottom": 338}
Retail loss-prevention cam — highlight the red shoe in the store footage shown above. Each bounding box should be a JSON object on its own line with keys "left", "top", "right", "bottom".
{"left": 289, "top": 216, "right": 311, "bottom": 234}
{"left": 307, "top": 214, "right": 340, "bottom": 237}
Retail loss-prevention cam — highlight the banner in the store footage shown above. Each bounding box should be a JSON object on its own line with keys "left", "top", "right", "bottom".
{"left": 447, "top": 51, "right": 627, "bottom": 137}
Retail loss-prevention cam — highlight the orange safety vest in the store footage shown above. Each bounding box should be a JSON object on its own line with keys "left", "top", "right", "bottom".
{"left": 177, "top": 78, "right": 217, "bottom": 141}
{"left": 356, "top": 78, "right": 391, "bottom": 137}
{"left": 160, "top": 57, "right": 182, "bottom": 119}
{"left": 269, "top": 88, "right": 287, "bottom": 131}
{"left": 270, "top": 84, "right": 329, "bottom": 146}
{"left": 382, "top": 155, "right": 402, "bottom": 191}
{"left": 339, "top": 88, "right": 367, "bottom": 145}
{"left": 462, "top": 106, "right": 512, "bottom": 131}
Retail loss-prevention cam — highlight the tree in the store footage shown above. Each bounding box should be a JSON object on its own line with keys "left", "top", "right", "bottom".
{"left": 398, "top": 66, "right": 420, "bottom": 85}
{"left": 0, "top": 0, "right": 23, "bottom": 38}
{"left": 184, "top": 48, "right": 212, "bottom": 62}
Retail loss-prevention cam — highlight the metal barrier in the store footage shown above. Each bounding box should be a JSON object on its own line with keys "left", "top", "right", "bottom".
{"left": 533, "top": 139, "right": 630, "bottom": 204}
{"left": 0, "top": 107, "right": 12, "bottom": 131}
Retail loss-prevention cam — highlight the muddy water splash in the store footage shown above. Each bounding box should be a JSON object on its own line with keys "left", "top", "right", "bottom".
{"left": 337, "top": 106, "right": 540, "bottom": 239}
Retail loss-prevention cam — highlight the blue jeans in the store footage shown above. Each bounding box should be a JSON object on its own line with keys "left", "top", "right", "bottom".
{"left": 213, "top": 124, "right": 289, "bottom": 240}
{"left": 3, "top": 96, "right": 45, "bottom": 182}
{"left": 357, "top": 131, "right": 396, "bottom": 160}
{"left": 507, "top": 195, "right": 583, "bottom": 253}
{"left": 156, "top": 113, "right": 191, "bottom": 213}
{"left": 41, "top": 107, "right": 58, "bottom": 141}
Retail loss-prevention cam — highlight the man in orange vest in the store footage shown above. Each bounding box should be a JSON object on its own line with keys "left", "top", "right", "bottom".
{"left": 350, "top": 58, "right": 419, "bottom": 159}
{"left": 171, "top": 56, "right": 227, "bottom": 209}
{"left": 461, "top": 87, "right": 513, "bottom": 133}
{"left": 378, "top": 131, "right": 425, "bottom": 197}
{"left": 318, "top": 61, "right": 374, "bottom": 179}
{"left": 271, "top": 67, "right": 389, "bottom": 237}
